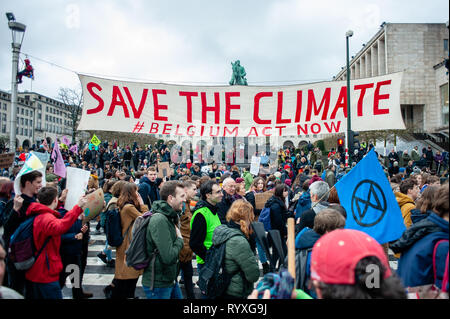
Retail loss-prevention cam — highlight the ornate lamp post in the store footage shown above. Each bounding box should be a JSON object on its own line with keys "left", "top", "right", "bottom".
{"left": 6, "top": 12, "right": 26, "bottom": 153}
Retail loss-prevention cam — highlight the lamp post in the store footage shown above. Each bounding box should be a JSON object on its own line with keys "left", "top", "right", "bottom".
{"left": 346, "top": 30, "right": 353, "bottom": 163}
{"left": 6, "top": 13, "right": 26, "bottom": 155}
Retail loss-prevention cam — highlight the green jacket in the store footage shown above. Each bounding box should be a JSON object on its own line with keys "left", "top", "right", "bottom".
{"left": 212, "top": 224, "right": 260, "bottom": 298}
{"left": 142, "top": 200, "right": 184, "bottom": 289}
{"left": 243, "top": 171, "right": 254, "bottom": 192}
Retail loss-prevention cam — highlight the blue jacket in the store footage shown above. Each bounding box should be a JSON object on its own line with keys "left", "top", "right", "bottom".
{"left": 295, "top": 191, "right": 311, "bottom": 219}
{"left": 138, "top": 176, "right": 161, "bottom": 207}
{"left": 410, "top": 208, "right": 431, "bottom": 224}
{"left": 390, "top": 213, "right": 449, "bottom": 289}
{"left": 59, "top": 209, "right": 83, "bottom": 256}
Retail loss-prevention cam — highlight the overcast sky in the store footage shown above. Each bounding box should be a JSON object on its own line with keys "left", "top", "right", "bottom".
{"left": 1, "top": 0, "right": 448, "bottom": 100}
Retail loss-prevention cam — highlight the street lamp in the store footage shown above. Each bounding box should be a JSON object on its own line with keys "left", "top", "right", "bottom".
{"left": 346, "top": 30, "right": 353, "bottom": 163}
{"left": 6, "top": 12, "right": 26, "bottom": 154}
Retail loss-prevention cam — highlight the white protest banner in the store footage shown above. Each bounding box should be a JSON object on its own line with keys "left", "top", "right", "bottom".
{"left": 64, "top": 167, "right": 91, "bottom": 211}
{"left": 77, "top": 72, "right": 405, "bottom": 137}
{"left": 250, "top": 156, "right": 261, "bottom": 175}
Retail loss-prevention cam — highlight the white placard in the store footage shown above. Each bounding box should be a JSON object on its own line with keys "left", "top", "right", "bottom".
{"left": 64, "top": 167, "right": 91, "bottom": 211}
{"left": 250, "top": 156, "right": 261, "bottom": 176}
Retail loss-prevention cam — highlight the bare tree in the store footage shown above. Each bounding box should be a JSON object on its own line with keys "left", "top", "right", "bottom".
{"left": 58, "top": 87, "right": 83, "bottom": 143}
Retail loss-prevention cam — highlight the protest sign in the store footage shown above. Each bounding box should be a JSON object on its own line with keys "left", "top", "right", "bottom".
{"left": 250, "top": 156, "right": 261, "bottom": 175}
{"left": 83, "top": 188, "right": 105, "bottom": 222}
{"left": 157, "top": 161, "right": 172, "bottom": 178}
{"left": 78, "top": 72, "right": 404, "bottom": 137}
{"left": 14, "top": 153, "right": 45, "bottom": 195}
{"left": 335, "top": 149, "right": 406, "bottom": 244}
{"left": 255, "top": 191, "right": 273, "bottom": 210}
{"left": 91, "top": 134, "right": 101, "bottom": 147}
{"left": 64, "top": 167, "right": 91, "bottom": 211}
{"left": 0, "top": 153, "right": 15, "bottom": 169}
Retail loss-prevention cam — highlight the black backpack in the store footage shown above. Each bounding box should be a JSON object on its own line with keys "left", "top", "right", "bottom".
{"left": 104, "top": 207, "right": 133, "bottom": 247}
{"left": 198, "top": 233, "right": 243, "bottom": 299}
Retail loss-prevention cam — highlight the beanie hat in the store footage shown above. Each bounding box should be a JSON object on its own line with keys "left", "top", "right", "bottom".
{"left": 235, "top": 177, "right": 244, "bottom": 184}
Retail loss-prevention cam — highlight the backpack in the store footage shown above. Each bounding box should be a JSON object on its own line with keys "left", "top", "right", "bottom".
{"left": 295, "top": 248, "right": 313, "bottom": 293}
{"left": 198, "top": 233, "right": 244, "bottom": 299}
{"left": 104, "top": 208, "right": 133, "bottom": 247}
{"left": 258, "top": 207, "right": 271, "bottom": 231}
{"left": 433, "top": 239, "right": 449, "bottom": 291}
{"left": 125, "top": 211, "right": 155, "bottom": 270}
{"left": 8, "top": 216, "right": 51, "bottom": 271}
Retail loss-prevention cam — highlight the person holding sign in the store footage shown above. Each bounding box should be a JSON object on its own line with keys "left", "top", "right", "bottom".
{"left": 2, "top": 171, "right": 43, "bottom": 295}
{"left": 24, "top": 187, "right": 88, "bottom": 299}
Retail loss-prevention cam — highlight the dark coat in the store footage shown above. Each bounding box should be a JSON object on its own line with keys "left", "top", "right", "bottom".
{"left": 217, "top": 191, "right": 234, "bottom": 224}
{"left": 138, "top": 176, "right": 162, "bottom": 207}
{"left": 265, "top": 196, "right": 289, "bottom": 240}
{"left": 390, "top": 213, "right": 449, "bottom": 289}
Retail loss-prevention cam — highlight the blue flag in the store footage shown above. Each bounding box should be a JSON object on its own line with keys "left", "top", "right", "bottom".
{"left": 335, "top": 149, "right": 406, "bottom": 244}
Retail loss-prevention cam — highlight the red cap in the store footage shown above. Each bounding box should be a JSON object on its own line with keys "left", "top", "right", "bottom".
{"left": 284, "top": 164, "right": 290, "bottom": 170}
{"left": 310, "top": 229, "right": 391, "bottom": 285}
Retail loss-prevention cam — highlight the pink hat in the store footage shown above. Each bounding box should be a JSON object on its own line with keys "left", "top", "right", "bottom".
{"left": 308, "top": 175, "right": 323, "bottom": 186}
{"left": 310, "top": 229, "right": 391, "bottom": 285}
{"left": 235, "top": 177, "right": 244, "bottom": 184}
{"left": 284, "top": 179, "right": 292, "bottom": 186}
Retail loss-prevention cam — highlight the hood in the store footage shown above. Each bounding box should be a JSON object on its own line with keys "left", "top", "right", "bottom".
{"left": 312, "top": 201, "right": 329, "bottom": 214}
{"left": 265, "top": 195, "right": 284, "bottom": 208}
{"left": 298, "top": 191, "right": 311, "bottom": 205}
{"left": 212, "top": 223, "right": 244, "bottom": 246}
{"left": 26, "top": 202, "right": 60, "bottom": 218}
{"left": 390, "top": 212, "right": 448, "bottom": 253}
{"left": 151, "top": 200, "right": 179, "bottom": 219}
{"left": 395, "top": 192, "right": 415, "bottom": 207}
{"left": 297, "top": 228, "right": 321, "bottom": 250}
{"left": 140, "top": 176, "right": 157, "bottom": 185}
{"left": 193, "top": 199, "right": 218, "bottom": 215}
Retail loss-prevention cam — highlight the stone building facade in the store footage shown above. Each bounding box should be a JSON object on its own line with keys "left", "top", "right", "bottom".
{"left": 0, "top": 89, "right": 90, "bottom": 149}
{"left": 334, "top": 22, "right": 449, "bottom": 134}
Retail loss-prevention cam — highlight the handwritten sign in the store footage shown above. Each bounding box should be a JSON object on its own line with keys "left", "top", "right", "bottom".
{"left": 255, "top": 191, "right": 274, "bottom": 210}
{"left": 0, "top": 153, "right": 15, "bottom": 169}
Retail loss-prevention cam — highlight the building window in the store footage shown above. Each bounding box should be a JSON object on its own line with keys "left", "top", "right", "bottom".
{"left": 2, "top": 125, "right": 6, "bottom": 133}
{"left": 38, "top": 103, "right": 42, "bottom": 110}
{"left": 29, "top": 129, "right": 32, "bottom": 137}
{"left": 444, "top": 39, "right": 448, "bottom": 52}
{"left": 46, "top": 106, "right": 49, "bottom": 112}
{"left": 25, "top": 109, "right": 29, "bottom": 116}
{"left": 25, "top": 119, "right": 28, "bottom": 126}
{"left": 24, "top": 128, "right": 28, "bottom": 136}
{"left": 3, "top": 103, "right": 6, "bottom": 110}
{"left": 2, "top": 114, "right": 6, "bottom": 121}
{"left": 38, "top": 113, "right": 41, "bottom": 120}
{"left": 441, "top": 83, "right": 449, "bottom": 125}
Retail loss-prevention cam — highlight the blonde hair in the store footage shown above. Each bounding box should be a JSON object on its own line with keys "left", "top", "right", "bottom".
{"left": 226, "top": 199, "right": 255, "bottom": 238}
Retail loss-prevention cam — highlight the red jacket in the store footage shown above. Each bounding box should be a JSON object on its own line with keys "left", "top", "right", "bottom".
{"left": 25, "top": 202, "right": 82, "bottom": 283}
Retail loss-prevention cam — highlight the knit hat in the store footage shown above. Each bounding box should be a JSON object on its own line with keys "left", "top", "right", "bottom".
{"left": 310, "top": 229, "right": 392, "bottom": 285}
{"left": 235, "top": 177, "right": 244, "bottom": 184}
{"left": 284, "top": 164, "right": 291, "bottom": 170}
{"left": 284, "top": 179, "right": 292, "bottom": 186}
{"left": 274, "top": 172, "right": 282, "bottom": 179}
{"left": 308, "top": 175, "right": 323, "bottom": 186}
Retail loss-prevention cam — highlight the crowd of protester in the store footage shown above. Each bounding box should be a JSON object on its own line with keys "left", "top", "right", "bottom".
{"left": 0, "top": 139, "right": 448, "bottom": 299}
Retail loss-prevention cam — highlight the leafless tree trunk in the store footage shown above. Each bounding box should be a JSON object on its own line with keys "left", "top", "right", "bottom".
{"left": 58, "top": 87, "right": 83, "bottom": 144}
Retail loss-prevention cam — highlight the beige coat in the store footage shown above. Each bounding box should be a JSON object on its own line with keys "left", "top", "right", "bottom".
{"left": 114, "top": 203, "right": 149, "bottom": 280}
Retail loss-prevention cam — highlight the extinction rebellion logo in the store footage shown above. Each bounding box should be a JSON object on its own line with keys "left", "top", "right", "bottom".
{"left": 351, "top": 179, "right": 387, "bottom": 227}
